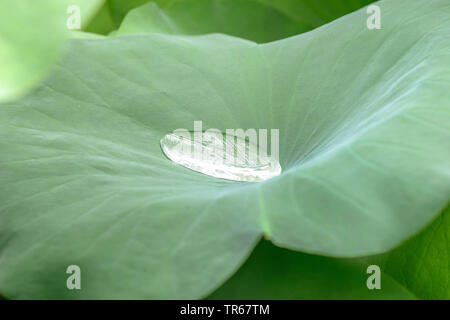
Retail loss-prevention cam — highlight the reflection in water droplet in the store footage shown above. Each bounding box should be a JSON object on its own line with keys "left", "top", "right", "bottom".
{"left": 160, "top": 131, "right": 281, "bottom": 182}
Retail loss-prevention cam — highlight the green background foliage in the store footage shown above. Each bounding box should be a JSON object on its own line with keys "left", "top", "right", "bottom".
{"left": 0, "top": 0, "right": 448, "bottom": 300}
{"left": 208, "top": 239, "right": 417, "bottom": 299}
{"left": 0, "top": 0, "right": 104, "bottom": 103}
{"left": 210, "top": 205, "right": 450, "bottom": 299}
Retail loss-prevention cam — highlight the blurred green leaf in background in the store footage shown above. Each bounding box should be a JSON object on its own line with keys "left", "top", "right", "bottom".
{"left": 208, "top": 239, "right": 416, "bottom": 300}
{"left": 0, "top": 0, "right": 103, "bottom": 103}
{"left": 376, "top": 204, "right": 450, "bottom": 299}
{"left": 111, "top": 0, "right": 375, "bottom": 42}
{"left": 210, "top": 205, "right": 450, "bottom": 299}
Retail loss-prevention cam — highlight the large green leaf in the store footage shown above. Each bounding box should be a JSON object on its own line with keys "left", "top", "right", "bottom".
{"left": 0, "top": 0, "right": 449, "bottom": 299}
{"left": 208, "top": 240, "right": 416, "bottom": 299}
{"left": 116, "top": 0, "right": 375, "bottom": 42}
{"left": 0, "top": 0, "right": 104, "bottom": 103}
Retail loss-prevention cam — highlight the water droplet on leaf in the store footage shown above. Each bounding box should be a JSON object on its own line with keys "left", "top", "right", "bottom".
{"left": 160, "top": 131, "right": 281, "bottom": 182}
